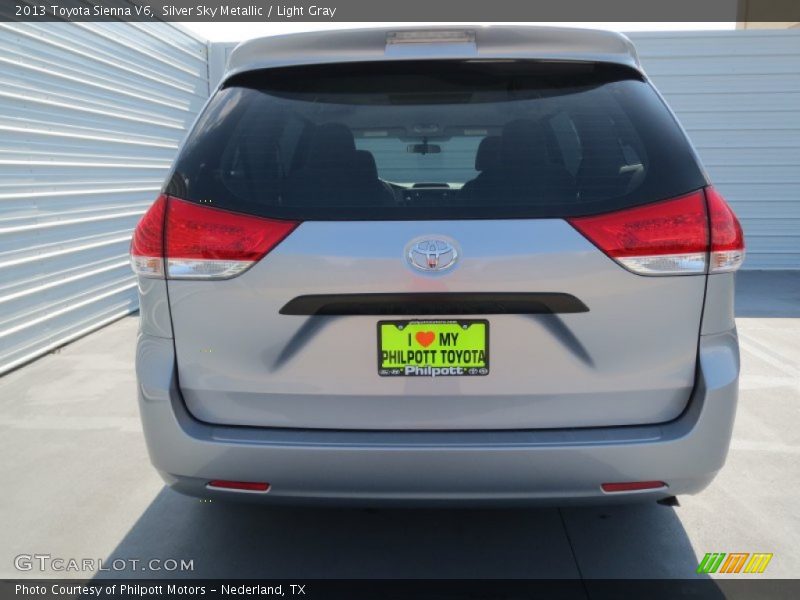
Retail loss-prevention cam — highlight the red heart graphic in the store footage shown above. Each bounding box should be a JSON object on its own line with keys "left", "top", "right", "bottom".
{"left": 415, "top": 331, "right": 435, "bottom": 348}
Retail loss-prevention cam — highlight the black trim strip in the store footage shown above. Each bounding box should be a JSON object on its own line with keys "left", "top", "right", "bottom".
{"left": 279, "top": 293, "right": 589, "bottom": 316}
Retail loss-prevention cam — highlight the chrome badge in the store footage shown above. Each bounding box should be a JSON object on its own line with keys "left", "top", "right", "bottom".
{"left": 407, "top": 238, "right": 459, "bottom": 272}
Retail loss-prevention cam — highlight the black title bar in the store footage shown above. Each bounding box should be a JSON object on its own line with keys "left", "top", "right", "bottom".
{"left": 4, "top": 579, "right": 800, "bottom": 600}
{"left": 3, "top": 0, "right": 800, "bottom": 22}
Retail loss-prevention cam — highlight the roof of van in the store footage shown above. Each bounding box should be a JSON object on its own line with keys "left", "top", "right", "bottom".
{"left": 224, "top": 26, "right": 641, "bottom": 81}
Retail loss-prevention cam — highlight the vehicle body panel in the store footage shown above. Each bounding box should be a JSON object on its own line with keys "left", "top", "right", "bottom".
{"left": 169, "top": 220, "right": 706, "bottom": 429}
{"left": 136, "top": 328, "right": 738, "bottom": 505}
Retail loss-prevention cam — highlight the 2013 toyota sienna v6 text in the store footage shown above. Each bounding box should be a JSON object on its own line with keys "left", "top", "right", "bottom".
{"left": 131, "top": 26, "right": 745, "bottom": 505}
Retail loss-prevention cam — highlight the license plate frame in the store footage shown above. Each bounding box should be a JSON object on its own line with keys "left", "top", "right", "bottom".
{"left": 377, "top": 319, "right": 490, "bottom": 377}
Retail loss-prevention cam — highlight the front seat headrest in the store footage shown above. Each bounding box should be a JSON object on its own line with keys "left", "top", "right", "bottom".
{"left": 475, "top": 136, "right": 501, "bottom": 172}
{"left": 354, "top": 150, "right": 379, "bottom": 179}
{"left": 501, "top": 119, "right": 549, "bottom": 168}
{"left": 306, "top": 123, "right": 356, "bottom": 167}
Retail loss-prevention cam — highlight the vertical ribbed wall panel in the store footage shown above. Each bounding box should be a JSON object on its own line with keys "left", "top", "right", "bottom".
{"left": 0, "top": 22, "right": 209, "bottom": 374}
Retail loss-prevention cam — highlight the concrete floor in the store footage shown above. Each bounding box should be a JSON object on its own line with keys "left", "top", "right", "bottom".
{"left": 0, "top": 271, "right": 798, "bottom": 581}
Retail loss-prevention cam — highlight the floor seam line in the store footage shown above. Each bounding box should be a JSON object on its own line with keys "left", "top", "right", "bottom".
{"left": 558, "top": 507, "right": 591, "bottom": 599}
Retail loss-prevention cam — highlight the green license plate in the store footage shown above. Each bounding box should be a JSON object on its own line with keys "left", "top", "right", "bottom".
{"left": 378, "top": 320, "right": 489, "bottom": 377}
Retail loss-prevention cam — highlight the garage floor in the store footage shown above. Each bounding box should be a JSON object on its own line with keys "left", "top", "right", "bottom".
{"left": 1, "top": 271, "right": 798, "bottom": 581}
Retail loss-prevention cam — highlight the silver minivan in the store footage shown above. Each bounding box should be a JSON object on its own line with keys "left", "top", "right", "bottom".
{"left": 131, "top": 26, "right": 744, "bottom": 504}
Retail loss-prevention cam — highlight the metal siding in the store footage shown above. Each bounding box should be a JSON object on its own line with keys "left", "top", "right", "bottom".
{"left": 631, "top": 30, "right": 800, "bottom": 270}
{"left": 0, "top": 22, "right": 209, "bottom": 375}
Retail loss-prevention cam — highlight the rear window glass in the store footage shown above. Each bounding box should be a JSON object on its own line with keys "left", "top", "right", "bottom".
{"left": 168, "top": 60, "right": 706, "bottom": 220}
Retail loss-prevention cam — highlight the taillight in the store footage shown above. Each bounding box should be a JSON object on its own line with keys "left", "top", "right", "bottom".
{"left": 130, "top": 195, "right": 299, "bottom": 280}
{"left": 568, "top": 191, "right": 707, "bottom": 275}
{"left": 706, "top": 187, "right": 745, "bottom": 273}
{"left": 165, "top": 197, "right": 299, "bottom": 279}
{"left": 567, "top": 188, "right": 745, "bottom": 276}
{"left": 130, "top": 194, "right": 167, "bottom": 278}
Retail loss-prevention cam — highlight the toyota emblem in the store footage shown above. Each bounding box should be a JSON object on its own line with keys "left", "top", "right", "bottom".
{"left": 407, "top": 238, "right": 459, "bottom": 272}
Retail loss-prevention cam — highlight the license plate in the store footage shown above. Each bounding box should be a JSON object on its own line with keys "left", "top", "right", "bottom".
{"left": 378, "top": 320, "right": 489, "bottom": 377}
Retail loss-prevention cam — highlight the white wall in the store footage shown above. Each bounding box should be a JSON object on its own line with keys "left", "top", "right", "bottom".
{"left": 0, "top": 23, "right": 209, "bottom": 374}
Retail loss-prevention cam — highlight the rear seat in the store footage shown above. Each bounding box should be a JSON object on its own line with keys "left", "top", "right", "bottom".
{"left": 461, "top": 120, "right": 576, "bottom": 204}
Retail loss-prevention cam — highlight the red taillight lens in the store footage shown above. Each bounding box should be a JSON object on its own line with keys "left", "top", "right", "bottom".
{"left": 568, "top": 191, "right": 708, "bottom": 276}
{"left": 165, "top": 198, "right": 299, "bottom": 279}
{"left": 706, "top": 187, "right": 745, "bottom": 273}
{"left": 567, "top": 188, "right": 745, "bottom": 276}
{"left": 130, "top": 194, "right": 167, "bottom": 278}
{"left": 207, "top": 480, "right": 271, "bottom": 492}
{"left": 601, "top": 481, "right": 667, "bottom": 493}
{"left": 129, "top": 195, "right": 299, "bottom": 280}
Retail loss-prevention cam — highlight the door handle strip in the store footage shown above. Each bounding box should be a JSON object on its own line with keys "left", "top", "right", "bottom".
{"left": 279, "top": 293, "right": 589, "bottom": 316}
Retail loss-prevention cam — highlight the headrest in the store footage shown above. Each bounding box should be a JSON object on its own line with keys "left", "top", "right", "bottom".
{"left": 354, "top": 150, "right": 379, "bottom": 179}
{"left": 306, "top": 123, "right": 356, "bottom": 167}
{"left": 501, "top": 119, "right": 549, "bottom": 168}
{"left": 475, "top": 136, "right": 501, "bottom": 172}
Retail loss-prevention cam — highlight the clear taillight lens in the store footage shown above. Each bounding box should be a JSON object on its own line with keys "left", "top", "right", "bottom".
{"left": 567, "top": 188, "right": 745, "bottom": 276}
{"left": 130, "top": 195, "right": 299, "bottom": 280}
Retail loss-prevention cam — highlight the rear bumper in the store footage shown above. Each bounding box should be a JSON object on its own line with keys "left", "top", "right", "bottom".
{"left": 136, "top": 331, "right": 739, "bottom": 506}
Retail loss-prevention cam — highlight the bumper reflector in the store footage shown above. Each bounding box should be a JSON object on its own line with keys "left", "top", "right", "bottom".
{"left": 601, "top": 481, "right": 666, "bottom": 493}
{"left": 207, "top": 480, "right": 270, "bottom": 492}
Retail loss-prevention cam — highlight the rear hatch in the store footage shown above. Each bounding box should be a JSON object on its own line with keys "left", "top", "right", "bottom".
{"left": 158, "top": 59, "right": 711, "bottom": 430}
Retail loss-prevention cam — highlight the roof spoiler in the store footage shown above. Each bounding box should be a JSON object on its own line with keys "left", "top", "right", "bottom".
{"left": 224, "top": 26, "right": 642, "bottom": 81}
